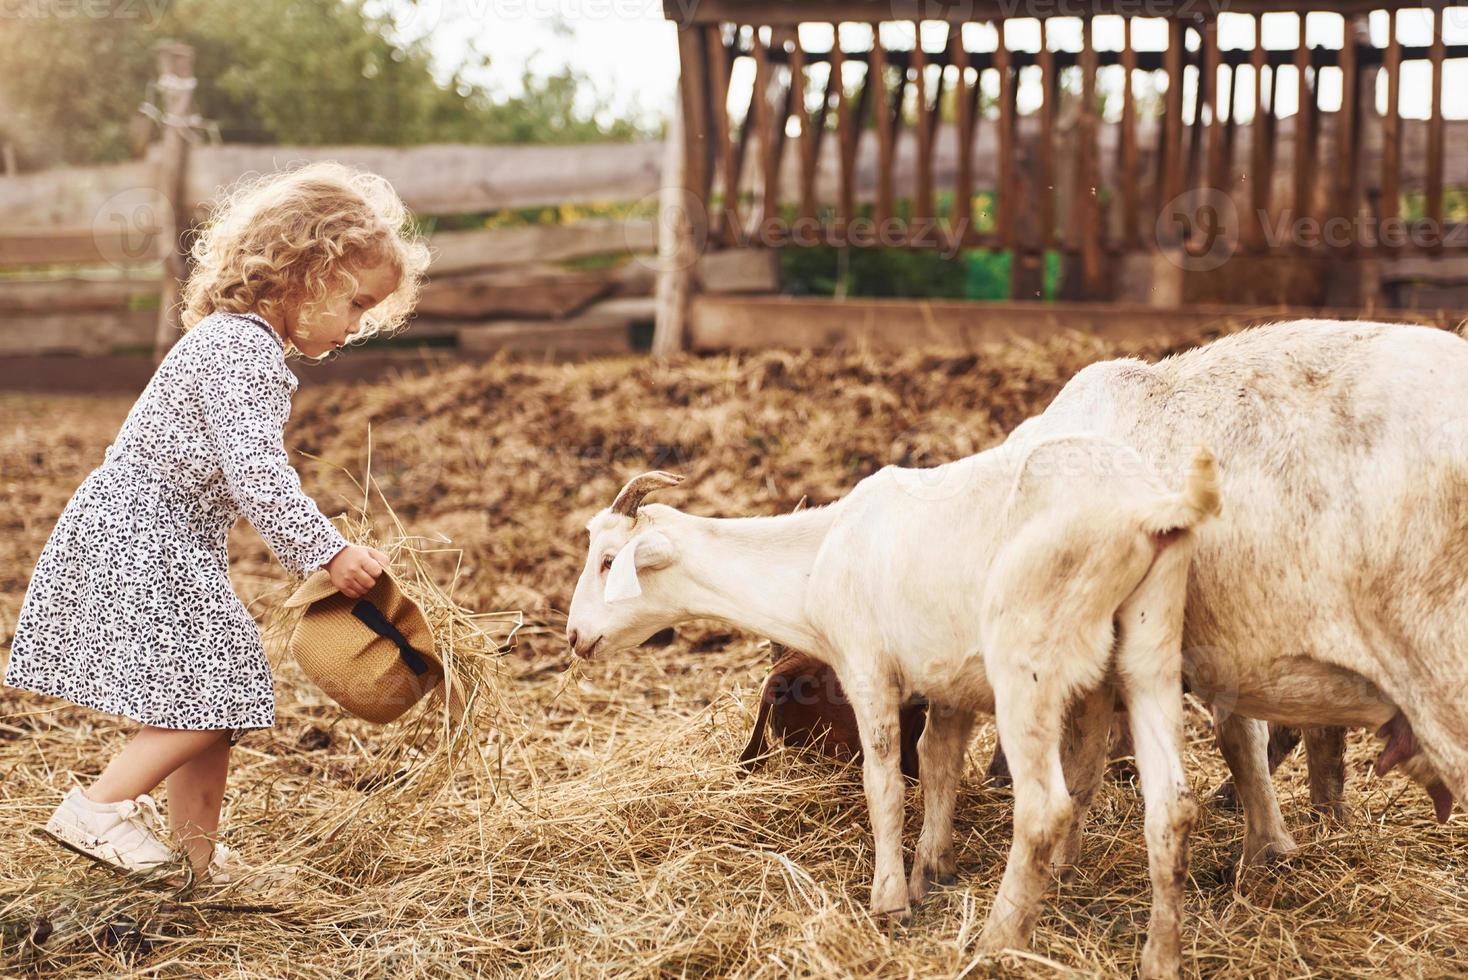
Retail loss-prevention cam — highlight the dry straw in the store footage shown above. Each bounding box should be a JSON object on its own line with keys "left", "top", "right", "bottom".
{"left": 2, "top": 330, "right": 1465, "bottom": 977}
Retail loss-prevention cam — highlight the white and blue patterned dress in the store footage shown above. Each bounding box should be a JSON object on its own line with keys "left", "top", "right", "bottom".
{"left": 4, "top": 312, "right": 348, "bottom": 734}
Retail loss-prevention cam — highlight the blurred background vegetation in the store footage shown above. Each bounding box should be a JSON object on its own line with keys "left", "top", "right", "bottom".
{"left": 0, "top": 1, "right": 1054, "bottom": 300}
{"left": 0, "top": 0, "right": 655, "bottom": 170}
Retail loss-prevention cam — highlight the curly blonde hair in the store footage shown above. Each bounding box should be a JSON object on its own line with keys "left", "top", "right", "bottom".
{"left": 180, "top": 161, "right": 430, "bottom": 351}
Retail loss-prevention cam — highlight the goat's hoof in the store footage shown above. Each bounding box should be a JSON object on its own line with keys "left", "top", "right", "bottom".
{"left": 976, "top": 921, "right": 1027, "bottom": 955}
{"left": 908, "top": 867, "right": 958, "bottom": 903}
{"left": 872, "top": 903, "right": 911, "bottom": 925}
{"left": 1139, "top": 938, "right": 1182, "bottom": 980}
{"left": 1310, "top": 801, "right": 1348, "bottom": 825}
{"left": 1240, "top": 833, "right": 1298, "bottom": 868}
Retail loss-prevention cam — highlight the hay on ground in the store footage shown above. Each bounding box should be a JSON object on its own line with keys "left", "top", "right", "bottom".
{"left": 1, "top": 332, "right": 1465, "bottom": 978}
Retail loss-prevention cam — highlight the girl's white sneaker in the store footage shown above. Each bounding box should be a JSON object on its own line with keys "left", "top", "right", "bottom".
{"left": 43, "top": 787, "right": 179, "bottom": 875}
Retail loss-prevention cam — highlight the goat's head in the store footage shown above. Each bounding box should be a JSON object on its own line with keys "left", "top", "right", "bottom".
{"left": 566, "top": 471, "right": 685, "bottom": 660}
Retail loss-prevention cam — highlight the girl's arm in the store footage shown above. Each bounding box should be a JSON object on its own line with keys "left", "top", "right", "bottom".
{"left": 197, "top": 336, "right": 350, "bottom": 578}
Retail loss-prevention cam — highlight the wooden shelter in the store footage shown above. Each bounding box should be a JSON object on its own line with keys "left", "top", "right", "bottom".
{"left": 653, "top": 0, "right": 1468, "bottom": 353}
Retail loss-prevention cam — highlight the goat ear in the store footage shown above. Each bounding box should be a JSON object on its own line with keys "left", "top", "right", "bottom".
{"left": 633, "top": 528, "right": 675, "bottom": 570}
{"left": 604, "top": 530, "right": 676, "bottom": 603}
{"left": 604, "top": 537, "right": 644, "bottom": 603}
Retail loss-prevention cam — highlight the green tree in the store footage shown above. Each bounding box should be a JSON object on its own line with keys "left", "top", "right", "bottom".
{"left": 0, "top": 0, "right": 656, "bottom": 171}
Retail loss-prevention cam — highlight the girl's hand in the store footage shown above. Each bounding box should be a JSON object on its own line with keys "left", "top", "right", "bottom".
{"left": 326, "top": 545, "right": 391, "bottom": 599}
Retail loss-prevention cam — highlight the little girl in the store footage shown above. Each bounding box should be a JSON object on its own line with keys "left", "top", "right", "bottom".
{"left": 5, "top": 162, "right": 428, "bottom": 885}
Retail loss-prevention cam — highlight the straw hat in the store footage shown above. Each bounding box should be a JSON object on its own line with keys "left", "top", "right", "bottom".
{"left": 283, "top": 569, "right": 443, "bottom": 724}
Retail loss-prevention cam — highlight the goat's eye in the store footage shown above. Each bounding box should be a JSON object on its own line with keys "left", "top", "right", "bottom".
{"left": 599, "top": 554, "right": 614, "bottom": 573}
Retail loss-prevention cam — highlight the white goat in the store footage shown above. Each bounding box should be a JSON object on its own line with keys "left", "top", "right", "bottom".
{"left": 567, "top": 435, "right": 1220, "bottom": 978}
{"left": 1003, "top": 319, "right": 1465, "bottom": 865}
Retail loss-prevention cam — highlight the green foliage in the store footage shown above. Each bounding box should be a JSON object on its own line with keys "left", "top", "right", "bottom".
{"left": 0, "top": 8, "right": 157, "bottom": 167}
{"left": 0, "top": 0, "right": 656, "bottom": 170}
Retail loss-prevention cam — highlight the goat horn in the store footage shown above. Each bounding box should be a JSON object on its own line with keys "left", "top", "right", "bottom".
{"left": 610, "top": 471, "right": 684, "bottom": 516}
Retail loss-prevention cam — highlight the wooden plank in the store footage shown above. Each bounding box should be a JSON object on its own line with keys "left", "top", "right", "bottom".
{"left": 1039, "top": 20, "right": 1056, "bottom": 251}
{"left": 697, "top": 247, "right": 781, "bottom": 293}
{"left": 766, "top": 28, "right": 797, "bottom": 236}
{"left": 0, "top": 309, "right": 156, "bottom": 355}
{"left": 1203, "top": 19, "right": 1226, "bottom": 193}
{"left": 884, "top": 37, "right": 911, "bottom": 244}
{"left": 1222, "top": 62, "right": 1241, "bottom": 185}
{"left": 0, "top": 160, "right": 157, "bottom": 229}
{"left": 808, "top": 37, "right": 836, "bottom": 177}
{"left": 1426, "top": 6, "right": 1446, "bottom": 243}
{"left": 995, "top": 21, "right": 1015, "bottom": 250}
{"left": 1334, "top": 17, "right": 1360, "bottom": 235}
{"left": 790, "top": 32, "right": 818, "bottom": 224}
{"left": 0, "top": 276, "right": 157, "bottom": 313}
{"left": 869, "top": 26, "right": 895, "bottom": 227}
{"left": 456, "top": 317, "right": 636, "bottom": 358}
{"left": 830, "top": 24, "right": 855, "bottom": 232}
{"left": 418, "top": 265, "right": 617, "bottom": 319}
{"left": 752, "top": 27, "right": 777, "bottom": 237}
{"left": 685, "top": 293, "right": 1465, "bottom": 353}
{"left": 0, "top": 227, "right": 162, "bottom": 267}
{"left": 731, "top": 28, "right": 759, "bottom": 217}
{"left": 1077, "top": 17, "right": 1103, "bottom": 294}
{"left": 1381, "top": 10, "right": 1402, "bottom": 230}
{"left": 923, "top": 27, "right": 949, "bottom": 215}
{"left": 1184, "top": 25, "right": 1206, "bottom": 193}
{"left": 677, "top": 26, "right": 713, "bottom": 223}
{"left": 585, "top": 295, "right": 658, "bottom": 321}
{"left": 183, "top": 142, "right": 665, "bottom": 217}
{"left": 1248, "top": 21, "right": 1271, "bottom": 252}
{"left": 427, "top": 220, "right": 657, "bottom": 276}
{"left": 912, "top": 24, "right": 934, "bottom": 224}
{"left": 1293, "top": 13, "right": 1315, "bottom": 225}
{"left": 1159, "top": 18, "right": 1186, "bottom": 225}
{"left": 706, "top": 24, "right": 740, "bottom": 246}
{"left": 1118, "top": 20, "right": 1138, "bottom": 248}
{"left": 951, "top": 26, "right": 975, "bottom": 248}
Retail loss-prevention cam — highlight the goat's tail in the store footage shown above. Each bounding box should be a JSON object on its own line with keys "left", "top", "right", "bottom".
{"left": 1142, "top": 446, "right": 1221, "bottom": 536}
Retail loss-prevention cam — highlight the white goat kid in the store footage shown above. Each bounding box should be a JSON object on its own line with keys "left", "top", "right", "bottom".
{"left": 567, "top": 435, "right": 1221, "bottom": 978}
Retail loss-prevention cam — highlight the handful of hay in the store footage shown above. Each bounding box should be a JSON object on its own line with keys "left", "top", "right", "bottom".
{"left": 262, "top": 461, "right": 522, "bottom": 862}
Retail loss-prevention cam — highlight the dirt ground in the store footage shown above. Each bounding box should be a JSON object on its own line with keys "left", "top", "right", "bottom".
{"left": 1, "top": 336, "right": 1465, "bottom": 978}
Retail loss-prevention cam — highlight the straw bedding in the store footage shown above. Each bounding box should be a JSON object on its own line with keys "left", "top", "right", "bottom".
{"left": 1, "top": 332, "right": 1465, "bottom": 978}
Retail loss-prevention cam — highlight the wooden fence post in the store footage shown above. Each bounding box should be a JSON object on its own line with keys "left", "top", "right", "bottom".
{"left": 652, "top": 88, "right": 693, "bottom": 359}
{"left": 152, "top": 42, "right": 195, "bottom": 363}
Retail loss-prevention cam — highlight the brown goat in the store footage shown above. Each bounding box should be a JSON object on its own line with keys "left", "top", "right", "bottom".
{"left": 740, "top": 647, "right": 926, "bottom": 780}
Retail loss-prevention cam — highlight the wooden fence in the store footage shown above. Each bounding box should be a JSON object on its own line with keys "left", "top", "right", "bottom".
{"left": 0, "top": 141, "right": 669, "bottom": 362}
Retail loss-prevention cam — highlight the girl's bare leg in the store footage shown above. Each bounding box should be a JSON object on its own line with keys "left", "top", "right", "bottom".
{"left": 166, "top": 734, "right": 232, "bottom": 874}
{"left": 88, "top": 726, "right": 230, "bottom": 804}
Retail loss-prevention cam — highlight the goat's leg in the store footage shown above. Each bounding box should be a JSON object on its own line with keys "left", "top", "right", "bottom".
{"left": 1051, "top": 682, "right": 1116, "bottom": 878}
{"left": 1214, "top": 713, "right": 1297, "bottom": 865}
{"left": 1303, "top": 726, "right": 1347, "bottom": 823}
{"left": 909, "top": 702, "right": 977, "bottom": 903}
{"left": 1115, "top": 543, "right": 1196, "bottom": 980}
{"left": 976, "top": 664, "right": 1074, "bottom": 955}
{"left": 844, "top": 667, "right": 911, "bottom": 919}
